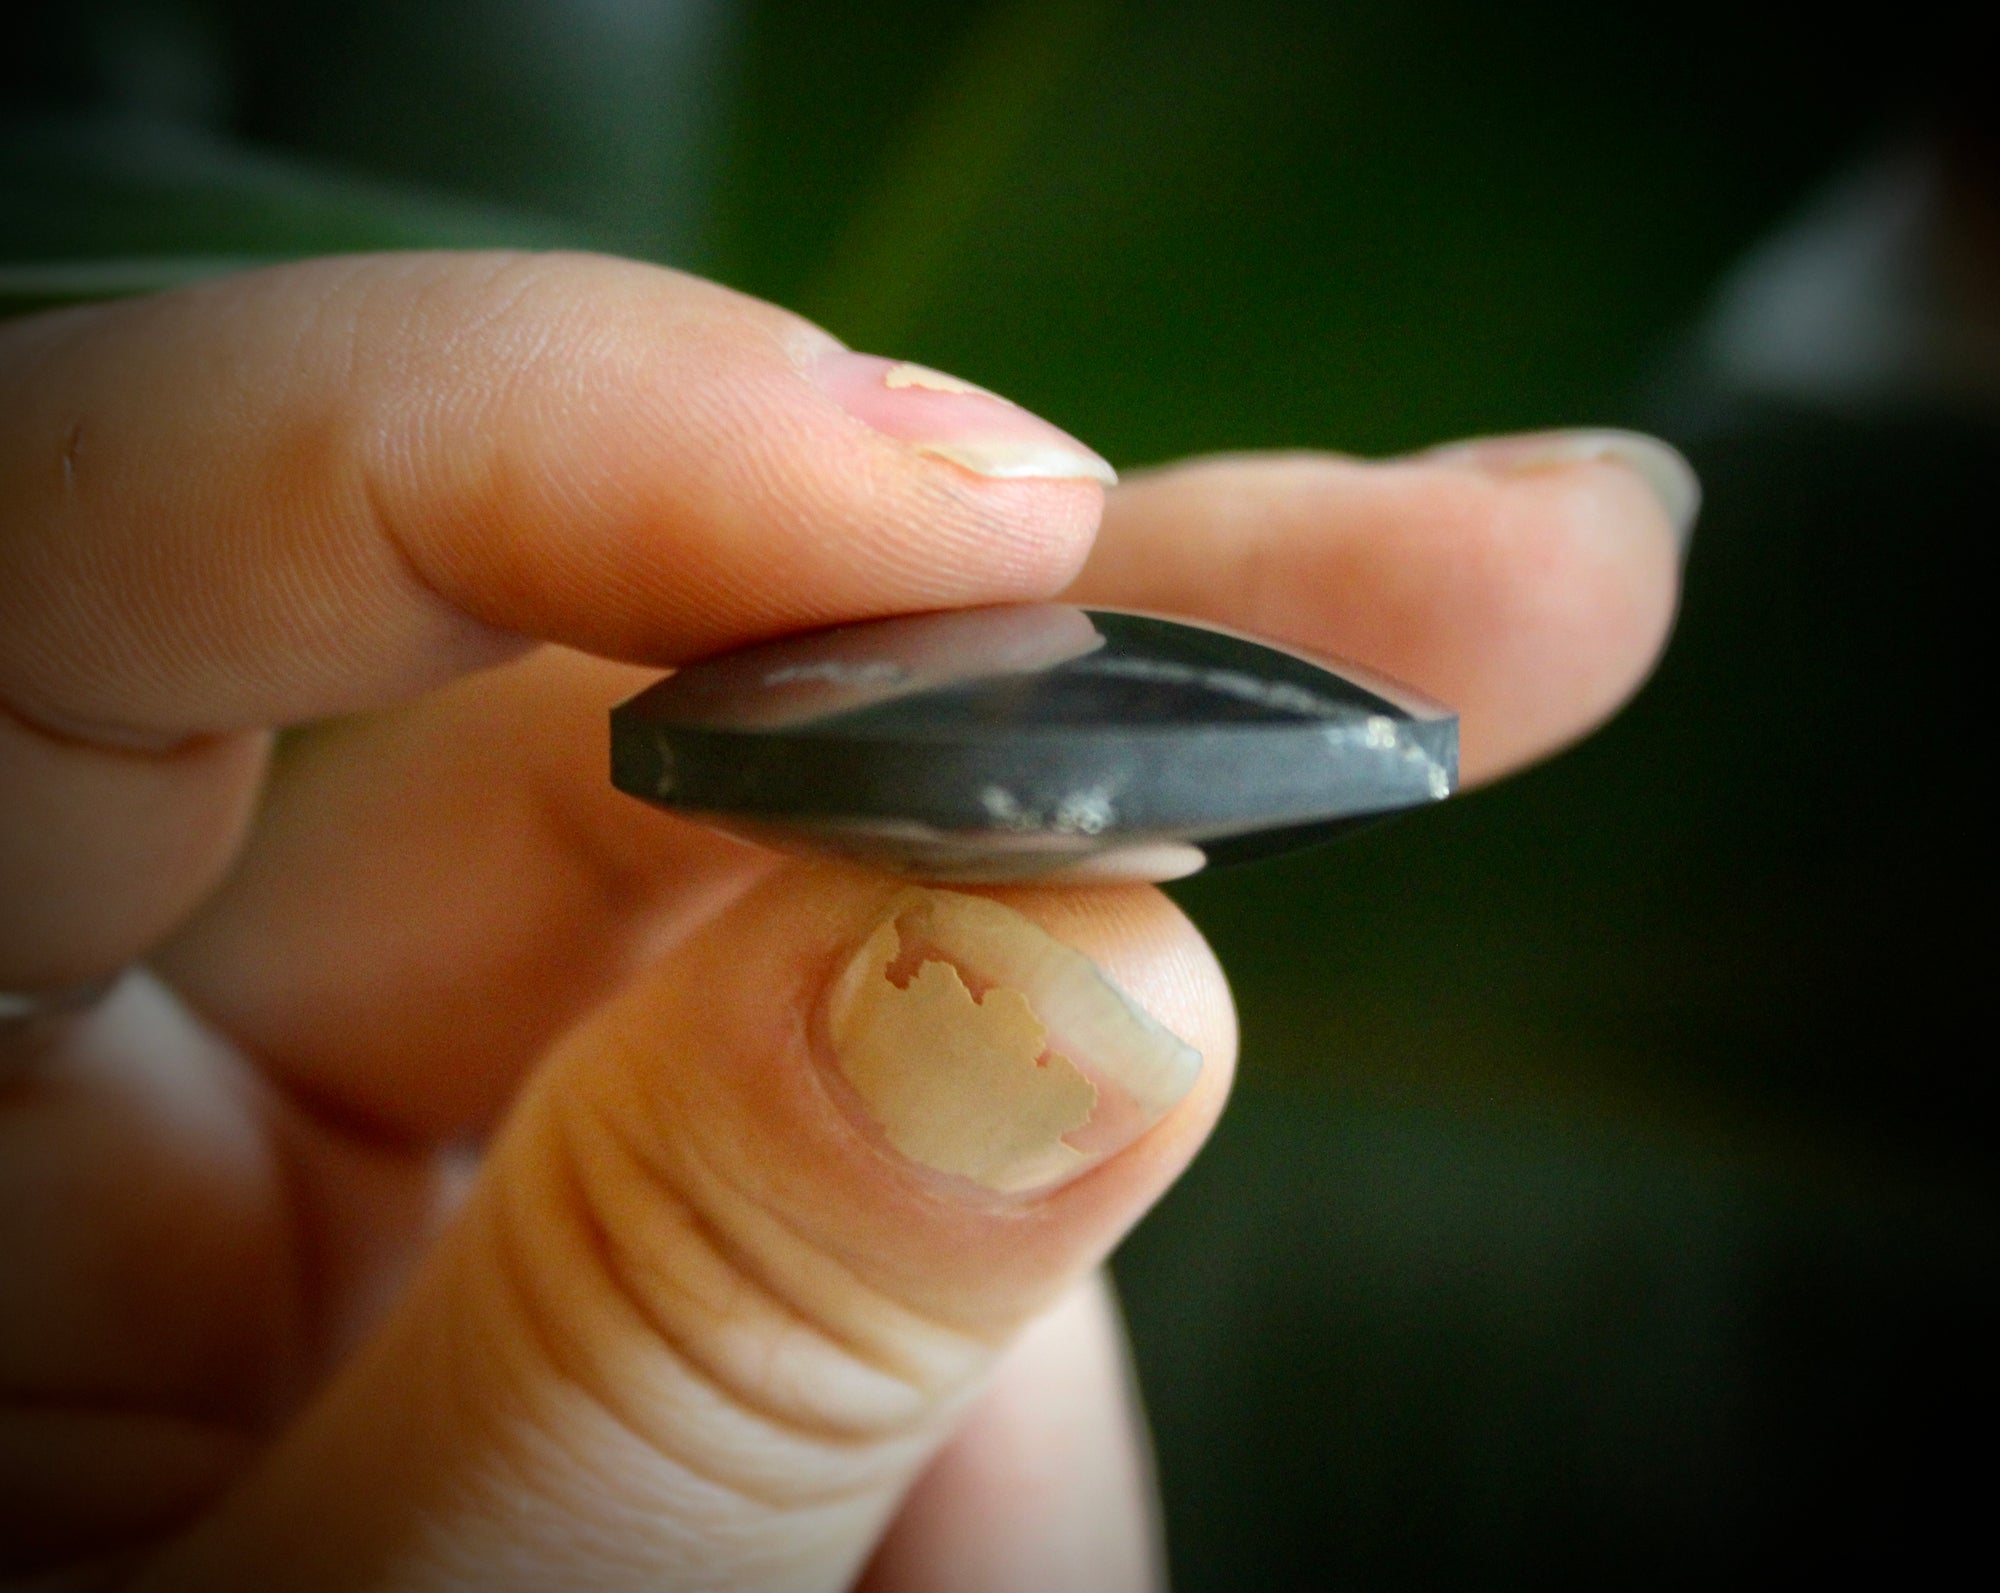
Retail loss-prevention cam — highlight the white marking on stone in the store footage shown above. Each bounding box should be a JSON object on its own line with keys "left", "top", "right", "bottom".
{"left": 763, "top": 660, "right": 908, "bottom": 687}
{"left": 1054, "top": 789, "right": 1115, "bottom": 835}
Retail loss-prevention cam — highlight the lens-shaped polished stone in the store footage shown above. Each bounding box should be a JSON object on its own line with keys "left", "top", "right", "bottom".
{"left": 610, "top": 605, "right": 1458, "bottom": 882}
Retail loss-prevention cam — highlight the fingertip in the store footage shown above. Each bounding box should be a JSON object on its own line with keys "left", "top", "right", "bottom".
{"left": 361, "top": 252, "right": 1109, "bottom": 661}
{"left": 1082, "top": 446, "right": 1686, "bottom": 786}
{"left": 587, "top": 862, "right": 1234, "bottom": 1314}
{"left": 1419, "top": 427, "right": 1700, "bottom": 550}
{"left": 1424, "top": 451, "right": 1684, "bottom": 779}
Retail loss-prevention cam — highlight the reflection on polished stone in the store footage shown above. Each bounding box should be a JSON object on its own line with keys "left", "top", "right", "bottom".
{"left": 611, "top": 605, "right": 1457, "bottom": 882}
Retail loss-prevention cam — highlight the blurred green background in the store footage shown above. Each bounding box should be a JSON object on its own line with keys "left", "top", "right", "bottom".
{"left": 5, "top": 1, "right": 1991, "bottom": 1585}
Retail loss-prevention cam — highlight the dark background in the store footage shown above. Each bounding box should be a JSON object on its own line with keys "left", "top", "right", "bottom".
{"left": 5, "top": 2, "right": 1991, "bottom": 1586}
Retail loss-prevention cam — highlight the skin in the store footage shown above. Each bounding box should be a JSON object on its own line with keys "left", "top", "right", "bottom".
{"left": 0, "top": 252, "right": 1682, "bottom": 1591}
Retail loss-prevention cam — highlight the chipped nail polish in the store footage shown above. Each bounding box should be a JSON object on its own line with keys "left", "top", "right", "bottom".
{"left": 825, "top": 889, "right": 1199, "bottom": 1195}
{"left": 814, "top": 352, "right": 1117, "bottom": 485}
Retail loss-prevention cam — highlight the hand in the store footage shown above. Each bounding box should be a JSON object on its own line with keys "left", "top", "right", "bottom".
{"left": 0, "top": 253, "right": 1686, "bottom": 1591}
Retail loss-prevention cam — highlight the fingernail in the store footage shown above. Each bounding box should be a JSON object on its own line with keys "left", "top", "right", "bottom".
{"left": 825, "top": 888, "right": 1199, "bottom": 1195}
{"left": 813, "top": 352, "right": 1117, "bottom": 485}
{"left": 1422, "top": 427, "right": 1702, "bottom": 549}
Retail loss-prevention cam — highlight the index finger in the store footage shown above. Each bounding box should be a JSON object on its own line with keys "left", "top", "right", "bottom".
{"left": 0, "top": 251, "right": 1112, "bottom": 983}
{"left": 0, "top": 251, "right": 1110, "bottom": 738}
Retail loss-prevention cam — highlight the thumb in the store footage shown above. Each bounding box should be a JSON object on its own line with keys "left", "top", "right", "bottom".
{"left": 142, "top": 865, "right": 1235, "bottom": 1592}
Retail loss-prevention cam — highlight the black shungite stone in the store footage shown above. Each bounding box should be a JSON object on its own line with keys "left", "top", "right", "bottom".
{"left": 610, "top": 605, "right": 1457, "bottom": 881}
